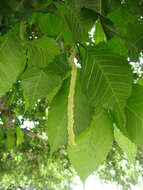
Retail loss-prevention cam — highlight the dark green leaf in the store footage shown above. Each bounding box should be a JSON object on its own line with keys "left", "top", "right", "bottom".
{"left": 63, "top": 3, "right": 96, "bottom": 43}
{"left": 75, "top": 0, "right": 121, "bottom": 15}
{"left": 74, "top": 0, "right": 103, "bottom": 14}
{"left": 127, "top": 22, "right": 143, "bottom": 61}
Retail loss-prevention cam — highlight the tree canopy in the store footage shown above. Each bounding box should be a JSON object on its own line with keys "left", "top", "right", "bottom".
{"left": 0, "top": 0, "right": 143, "bottom": 189}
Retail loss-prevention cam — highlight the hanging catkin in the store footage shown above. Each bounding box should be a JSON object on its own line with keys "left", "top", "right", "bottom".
{"left": 67, "top": 49, "right": 77, "bottom": 148}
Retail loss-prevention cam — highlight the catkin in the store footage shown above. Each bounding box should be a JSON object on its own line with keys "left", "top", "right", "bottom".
{"left": 67, "top": 49, "right": 77, "bottom": 148}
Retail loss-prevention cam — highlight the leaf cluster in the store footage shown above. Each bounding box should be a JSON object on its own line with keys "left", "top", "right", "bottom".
{"left": 0, "top": 0, "right": 143, "bottom": 187}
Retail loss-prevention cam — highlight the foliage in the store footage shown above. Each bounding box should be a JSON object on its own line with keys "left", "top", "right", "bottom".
{"left": 97, "top": 145, "right": 143, "bottom": 190}
{"left": 0, "top": 82, "right": 73, "bottom": 189}
{"left": 0, "top": 0, "right": 143, "bottom": 189}
{"left": 0, "top": 144, "right": 73, "bottom": 190}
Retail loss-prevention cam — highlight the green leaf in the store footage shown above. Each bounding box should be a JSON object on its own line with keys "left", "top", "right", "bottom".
{"left": 74, "top": 72, "right": 94, "bottom": 135}
{"left": 22, "top": 67, "right": 51, "bottom": 106}
{"left": 75, "top": 0, "right": 103, "bottom": 14}
{"left": 127, "top": 22, "right": 143, "bottom": 61}
{"left": 47, "top": 79, "right": 69, "bottom": 153}
{"left": 68, "top": 111, "right": 113, "bottom": 181}
{"left": 33, "top": 12, "right": 62, "bottom": 37}
{"left": 107, "top": 37, "right": 128, "bottom": 57}
{"left": 0, "top": 127, "right": 4, "bottom": 147}
{"left": 107, "top": 7, "right": 135, "bottom": 34}
{"left": 16, "top": 127, "right": 24, "bottom": 146}
{"left": 94, "top": 18, "right": 106, "bottom": 45}
{"left": 28, "top": 36, "right": 60, "bottom": 68}
{"left": 63, "top": 3, "right": 96, "bottom": 43}
{"left": 126, "top": 84, "right": 143, "bottom": 147}
{"left": 5, "top": 130, "right": 15, "bottom": 150}
{"left": 114, "top": 127, "right": 137, "bottom": 163}
{"left": 21, "top": 54, "right": 70, "bottom": 106}
{"left": 100, "top": 16, "right": 116, "bottom": 39}
{"left": 0, "top": 32, "right": 26, "bottom": 98}
{"left": 137, "top": 77, "right": 143, "bottom": 86}
{"left": 75, "top": 0, "right": 121, "bottom": 15}
{"left": 47, "top": 71, "right": 94, "bottom": 152}
{"left": 103, "top": 0, "right": 121, "bottom": 15}
{"left": 81, "top": 43, "right": 133, "bottom": 128}
{"left": 0, "top": 127, "right": 4, "bottom": 140}
{"left": 128, "top": 0, "right": 143, "bottom": 16}
{"left": 0, "top": 0, "right": 53, "bottom": 17}
{"left": 5, "top": 90, "right": 16, "bottom": 107}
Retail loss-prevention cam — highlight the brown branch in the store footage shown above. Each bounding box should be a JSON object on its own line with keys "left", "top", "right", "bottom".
{"left": 0, "top": 95, "right": 13, "bottom": 128}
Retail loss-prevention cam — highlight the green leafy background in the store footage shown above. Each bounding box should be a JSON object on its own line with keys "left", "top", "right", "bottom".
{"left": 0, "top": 0, "right": 143, "bottom": 189}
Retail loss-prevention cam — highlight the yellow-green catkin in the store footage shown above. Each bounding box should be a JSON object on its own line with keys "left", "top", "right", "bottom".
{"left": 67, "top": 49, "right": 77, "bottom": 148}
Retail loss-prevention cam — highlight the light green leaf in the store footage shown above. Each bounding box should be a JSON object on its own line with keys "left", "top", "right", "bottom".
{"left": 0, "top": 32, "right": 26, "bottom": 98}
{"left": 28, "top": 36, "right": 60, "bottom": 68}
{"left": 137, "top": 77, "right": 143, "bottom": 86}
{"left": 68, "top": 111, "right": 113, "bottom": 181}
{"left": 94, "top": 18, "right": 106, "bottom": 45}
{"left": 126, "top": 85, "right": 143, "bottom": 147}
{"left": 114, "top": 127, "right": 137, "bottom": 163}
{"left": 81, "top": 44, "right": 133, "bottom": 129}
{"left": 21, "top": 54, "right": 70, "bottom": 106}
{"left": 22, "top": 67, "right": 52, "bottom": 106}
{"left": 16, "top": 127, "right": 24, "bottom": 146}
{"left": 47, "top": 79, "right": 69, "bottom": 153}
